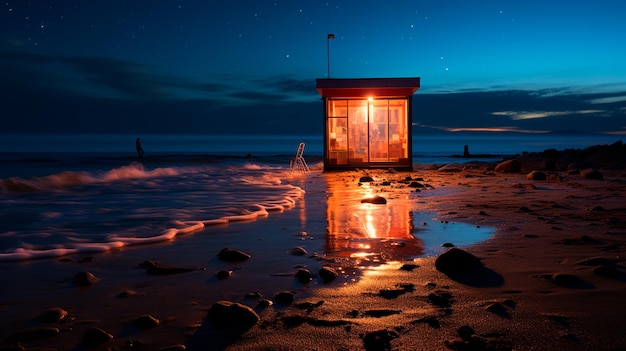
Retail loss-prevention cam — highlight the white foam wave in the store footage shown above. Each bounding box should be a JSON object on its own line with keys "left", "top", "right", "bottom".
{"left": 0, "top": 161, "right": 182, "bottom": 193}
{"left": 0, "top": 175, "right": 306, "bottom": 262}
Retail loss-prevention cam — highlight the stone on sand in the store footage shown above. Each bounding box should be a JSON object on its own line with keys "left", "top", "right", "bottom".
{"left": 495, "top": 159, "right": 521, "bottom": 173}
{"left": 319, "top": 266, "right": 339, "bottom": 283}
{"left": 82, "top": 327, "right": 113, "bottom": 346}
{"left": 581, "top": 168, "right": 603, "bottom": 180}
{"left": 74, "top": 271, "right": 100, "bottom": 286}
{"left": 131, "top": 314, "right": 160, "bottom": 330}
{"left": 289, "top": 246, "right": 308, "bottom": 256}
{"left": 207, "top": 300, "right": 260, "bottom": 329}
{"left": 274, "top": 291, "right": 296, "bottom": 304}
{"left": 217, "top": 248, "right": 251, "bottom": 262}
{"left": 361, "top": 196, "right": 387, "bottom": 204}
{"left": 38, "top": 307, "right": 68, "bottom": 323}
{"left": 526, "top": 170, "right": 547, "bottom": 180}
{"left": 435, "top": 248, "right": 483, "bottom": 276}
{"left": 295, "top": 268, "right": 312, "bottom": 283}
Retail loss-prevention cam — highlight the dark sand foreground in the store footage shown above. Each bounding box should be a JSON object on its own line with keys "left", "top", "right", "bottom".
{"left": 2, "top": 145, "right": 626, "bottom": 351}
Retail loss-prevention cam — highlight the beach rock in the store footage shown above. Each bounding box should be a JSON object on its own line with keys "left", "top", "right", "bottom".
{"left": 207, "top": 300, "right": 259, "bottom": 329}
{"left": 117, "top": 289, "right": 139, "bottom": 298}
{"left": 361, "top": 196, "right": 387, "bottom": 204}
{"left": 7, "top": 327, "right": 60, "bottom": 343}
{"left": 217, "top": 248, "right": 251, "bottom": 262}
{"left": 526, "top": 170, "right": 547, "bottom": 180}
{"left": 38, "top": 307, "right": 68, "bottom": 323}
{"left": 438, "top": 164, "right": 463, "bottom": 172}
{"left": 359, "top": 176, "right": 374, "bottom": 183}
{"left": 319, "top": 266, "right": 339, "bottom": 283}
{"left": 581, "top": 168, "right": 603, "bottom": 180}
{"left": 82, "top": 327, "right": 113, "bottom": 346}
{"left": 408, "top": 181, "right": 424, "bottom": 188}
{"left": 140, "top": 260, "right": 196, "bottom": 275}
{"left": 216, "top": 270, "right": 233, "bottom": 279}
{"left": 427, "top": 290, "right": 455, "bottom": 307}
{"left": 295, "top": 268, "right": 312, "bottom": 283}
{"left": 457, "top": 325, "right": 476, "bottom": 341}
{"left": 245, "top": 291, "right": 262, "bottom": 299}
{"left": 495, "top": 159, "right": 521, "bottom": 173}
{"left": 435, "top": 248, "right": 483, "bottom": 276}
{"left": 274, "top": 291, "right": 296, "bottom": 304}
{"left": 131, "top": 314, "right": 160, "bottom": 330}
{"left": 289, "top": 246, "right": 308, "bottom": 256}
{"left": 362, "top": 329, "right": 399, "bottom": 351}
{"left": 258, "top": 299, "right": 273, "bottom": 308}
{"left": 485, "top": 302, "right": 510, "bottom": 317}
{"left": 74, "top": 271, "right": 100, "bottom": 286}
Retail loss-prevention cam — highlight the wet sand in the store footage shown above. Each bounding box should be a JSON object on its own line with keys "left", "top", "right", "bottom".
{"left": 1, "top": 155, "right": 626, "bottom": 351}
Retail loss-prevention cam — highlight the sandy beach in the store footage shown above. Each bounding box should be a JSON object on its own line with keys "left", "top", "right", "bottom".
{"left": 2, "top": 146, "right": 626, "bottom": 351}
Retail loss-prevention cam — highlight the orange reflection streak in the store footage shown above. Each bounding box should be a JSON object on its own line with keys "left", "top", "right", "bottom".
{"left": 324, "top": 173, "right": 424, "bottom": 262}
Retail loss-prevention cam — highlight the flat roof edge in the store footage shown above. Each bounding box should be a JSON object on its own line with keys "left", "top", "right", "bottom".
{"left": 316, "top": 77, "right": 420, "bottom": 89}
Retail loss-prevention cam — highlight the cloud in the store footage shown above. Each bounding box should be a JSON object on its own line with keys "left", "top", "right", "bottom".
{"left": 2, "top": 48, "right": 626, "bottom": 136}
{"left": 0, "top": 49, "right": 311, "bottom": 105}
{"left": 413, "top": 123, "right": 549, "bottom": 134}
{"left": 588, "top": 95, "right": 626, "bottom": 104}
{"left": 492, "top": 110, "right": 606, "bottom": 120}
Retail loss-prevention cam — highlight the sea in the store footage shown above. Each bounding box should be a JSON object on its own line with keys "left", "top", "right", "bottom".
{"left": 0, "top": 133, "right": 622, "bottom": 262}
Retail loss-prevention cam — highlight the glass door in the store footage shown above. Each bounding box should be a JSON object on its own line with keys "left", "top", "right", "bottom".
{"left": 369, "top": 99, "right": 389, "bottom": 162}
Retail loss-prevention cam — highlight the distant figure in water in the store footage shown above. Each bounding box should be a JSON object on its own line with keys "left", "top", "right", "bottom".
{"left": 463, "top": 144, "right": 471, "bottom": 158}
{"left": 136, "top": 137, "right": 144, "bottom": 157}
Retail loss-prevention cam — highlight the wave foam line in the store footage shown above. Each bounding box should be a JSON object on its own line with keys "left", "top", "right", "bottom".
{"left": 0, "top": 185, "right": 306, "bottom": 262}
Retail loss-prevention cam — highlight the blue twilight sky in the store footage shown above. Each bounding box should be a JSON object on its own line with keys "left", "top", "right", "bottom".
{"left": 1, "top": 0, "right": 626, "bottom": 137}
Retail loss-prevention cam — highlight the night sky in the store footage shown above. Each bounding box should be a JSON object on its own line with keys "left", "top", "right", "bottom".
{"left": 2, "top": 1, "right": 625, "bottom": 137}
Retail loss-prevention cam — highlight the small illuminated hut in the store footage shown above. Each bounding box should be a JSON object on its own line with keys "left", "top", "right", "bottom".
{"left": 316, "top": 77, "right": 420, "bottom": 171}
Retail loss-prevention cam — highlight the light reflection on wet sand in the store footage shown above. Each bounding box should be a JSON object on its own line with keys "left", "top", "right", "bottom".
{"left": 323, "top": 171, "right": 425, "bottom": 263}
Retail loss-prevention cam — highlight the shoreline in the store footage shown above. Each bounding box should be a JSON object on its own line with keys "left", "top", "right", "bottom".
{"left": 1, "top": 147, "right": 626, "bottom": 350}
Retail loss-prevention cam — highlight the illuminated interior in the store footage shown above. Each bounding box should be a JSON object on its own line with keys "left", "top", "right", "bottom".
{"left": 327, "top": 98, "right": 409, "bottom": 166}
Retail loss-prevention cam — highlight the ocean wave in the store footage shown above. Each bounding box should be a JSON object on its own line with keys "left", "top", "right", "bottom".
{"left": 0, "top": 162, "right": 181, "bottom": 193}
{"left": 0, "top": 162, "right": 307, "bottom": 262}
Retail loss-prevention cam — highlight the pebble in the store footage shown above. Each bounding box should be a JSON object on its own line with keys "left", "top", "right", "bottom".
{"left": 131, "top": 314, "right": 160, "bottom": 330}
{"left": 274, "top": 291, "right": 296, "bottom": 304}
{"left": 217, "top": 248, "right": 251, "bottom": 262}
{"left": 82, "top": 327, "right": 113, "bottom": 346}
{"left": 38, "top": 307, "right": 68, "bottom": 323}
{"left": 207, "top": 300, "right": 259, "bottom": 329}
{"left": 319, "top": 266, "right": 339, "bottom": 283}
{"left": 74, "top": 271, "right": 100, "bottom": 286}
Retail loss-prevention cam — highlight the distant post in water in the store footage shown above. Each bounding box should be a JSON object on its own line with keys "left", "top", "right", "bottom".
{"left": 464, "top": 144, "right": 470, "bottom": 158}
{"left": 327, "top": 33, "right": 334, "bottom": 78}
